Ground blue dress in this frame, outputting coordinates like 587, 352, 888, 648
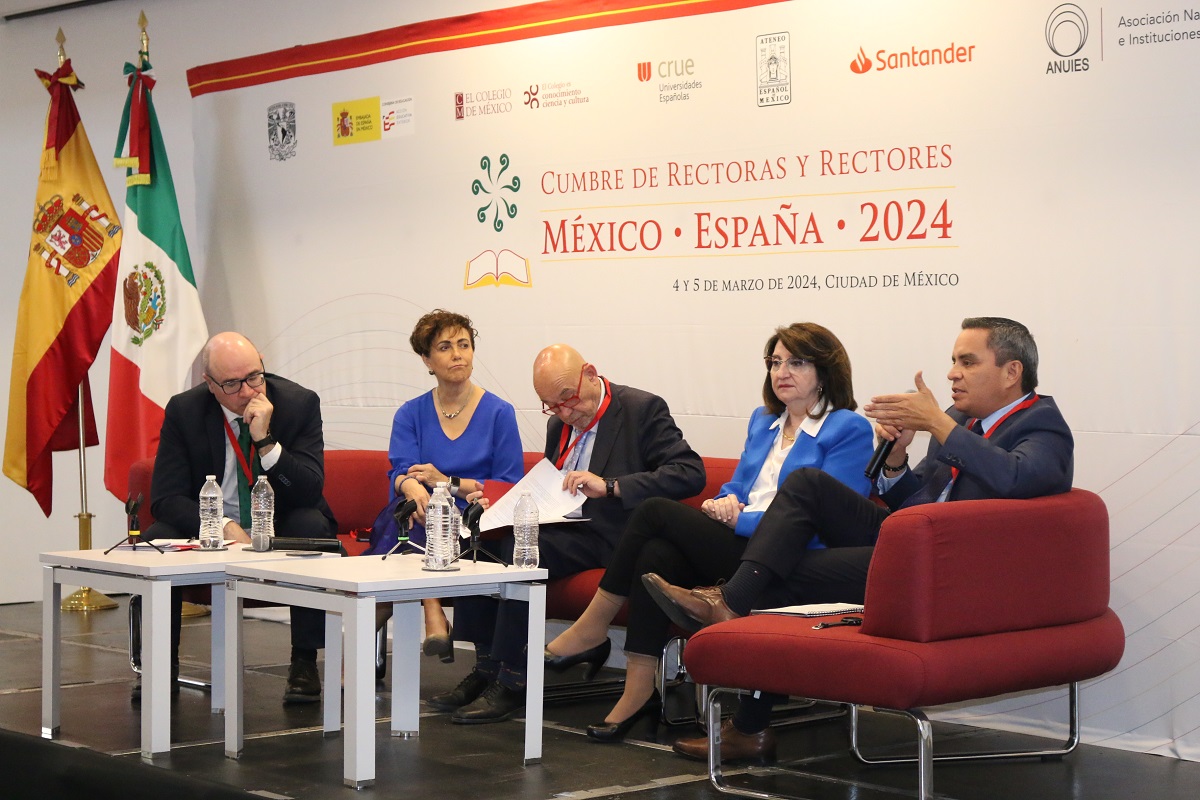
366, 390, 523, 553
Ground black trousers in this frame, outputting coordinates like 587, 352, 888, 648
146, 507, 337, 661
454, 520, 617, 668
741, 467, 887, 607
733, 467, 893, 732
599, 497, 747, 656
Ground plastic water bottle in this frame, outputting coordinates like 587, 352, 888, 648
250, 475, 275, 552
199, 475, 224, 550
424, 482, 456, 570
513, 492, 539, 569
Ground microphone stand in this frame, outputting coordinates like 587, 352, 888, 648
450, 501, 505, 566
104, 494, 164, 554
382, 499, 422, 560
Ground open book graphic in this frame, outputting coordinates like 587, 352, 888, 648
465, 248, 532, 288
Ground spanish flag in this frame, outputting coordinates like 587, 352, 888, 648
3, 61, 120, 516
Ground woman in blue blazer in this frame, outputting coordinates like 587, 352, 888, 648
544, 322, 874, 741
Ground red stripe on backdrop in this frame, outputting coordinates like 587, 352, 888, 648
21, 257, 116, 515
188, 0, 786, 96
102, 349, 167, 503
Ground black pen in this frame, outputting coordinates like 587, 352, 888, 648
812, 616, 863, 630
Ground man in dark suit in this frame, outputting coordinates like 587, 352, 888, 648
438, 344, 705, 723
648, 317, 1074, 762
143, 331, 337, 704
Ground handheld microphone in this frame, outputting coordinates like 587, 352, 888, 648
864, 438, 896, 481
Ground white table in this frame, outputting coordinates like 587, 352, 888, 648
40, 545, 334, 759
223, 553, 547, 789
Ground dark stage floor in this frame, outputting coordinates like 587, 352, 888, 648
1, 597, 1195, 800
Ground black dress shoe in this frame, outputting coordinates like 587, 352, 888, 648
451, 681, 525, 724
130, 666, 180, 704
544, 638, 612, 681
427, 668, 490, 711
585, 692, 661, 742
283, 658, 322, 704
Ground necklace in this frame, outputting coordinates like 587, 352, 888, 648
437, 386, 471, 419
782, 430, 795, 443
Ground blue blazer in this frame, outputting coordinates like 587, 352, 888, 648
718, 407, 874, 538
882, 394, 1073, 510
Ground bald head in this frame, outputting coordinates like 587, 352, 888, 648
202, 332, 265, 415
533, 344, 602, 428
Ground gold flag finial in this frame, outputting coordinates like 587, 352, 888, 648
55, 28, 66, 66
138, 11, 149, 63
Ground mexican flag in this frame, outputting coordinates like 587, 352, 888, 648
103, 56, 208, 502
4, 61, 120, 517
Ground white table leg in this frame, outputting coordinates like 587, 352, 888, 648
344, 595, 376, 788
210, 582, 225, 713
323, 608, 342, 736
522, 582, 546, 765
392, 600, 421, 737
40, 566, 61, 739
224, 579, 244, 759
142, 580, 172, 758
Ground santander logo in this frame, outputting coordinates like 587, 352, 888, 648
849, 42, 975, 74
850, 47, 873, 74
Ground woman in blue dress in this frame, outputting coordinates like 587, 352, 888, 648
543, 322, 874, 740
370, 309, 524, 658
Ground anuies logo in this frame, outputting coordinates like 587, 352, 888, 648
1046, 3, 1090, 74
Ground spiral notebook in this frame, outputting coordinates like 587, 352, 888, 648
750, 602, 864, 618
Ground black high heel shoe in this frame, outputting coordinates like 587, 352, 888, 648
585, 692, 662, 742
544, 638, 612, 681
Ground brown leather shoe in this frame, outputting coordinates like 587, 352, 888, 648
673, 719, 777, 764
642, 573, 741, 633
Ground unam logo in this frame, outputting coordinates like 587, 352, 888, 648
1045, 3, 1089, 74
850, 47, 873, 74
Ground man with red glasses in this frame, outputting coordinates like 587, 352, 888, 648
440, 343, 705, 723
139, 331, 338, 706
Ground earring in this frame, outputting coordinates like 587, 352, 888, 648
428, 370, 435, 375
818, 386, 824, 395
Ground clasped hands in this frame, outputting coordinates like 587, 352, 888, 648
701, 495, 743, 529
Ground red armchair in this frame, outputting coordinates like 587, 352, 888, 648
683, 489, 1125, 800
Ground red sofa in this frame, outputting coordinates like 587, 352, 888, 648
683, 489, 1125, 800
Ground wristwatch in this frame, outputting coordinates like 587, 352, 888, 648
449, 476, 462, 497
252, 431, 276, 449
605, 477, 617, 498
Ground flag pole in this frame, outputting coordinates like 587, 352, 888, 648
54, 27, 115, 612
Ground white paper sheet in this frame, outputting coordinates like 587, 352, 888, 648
479, 457, 588, 531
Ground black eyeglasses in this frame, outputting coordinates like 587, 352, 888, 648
208, 366, 267, 395
764, 357, 812, 373
540, 368, 587, 415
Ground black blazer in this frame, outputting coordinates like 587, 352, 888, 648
882, 394, 1074, 510
149, 374, 335, 537
543, 381, 705, 547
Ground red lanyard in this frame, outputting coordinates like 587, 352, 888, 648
554, 378, 613, 469
222, 417, 257, 486
952, 394, 1039, 480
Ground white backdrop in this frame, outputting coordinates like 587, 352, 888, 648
185, 0, 1200, 759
